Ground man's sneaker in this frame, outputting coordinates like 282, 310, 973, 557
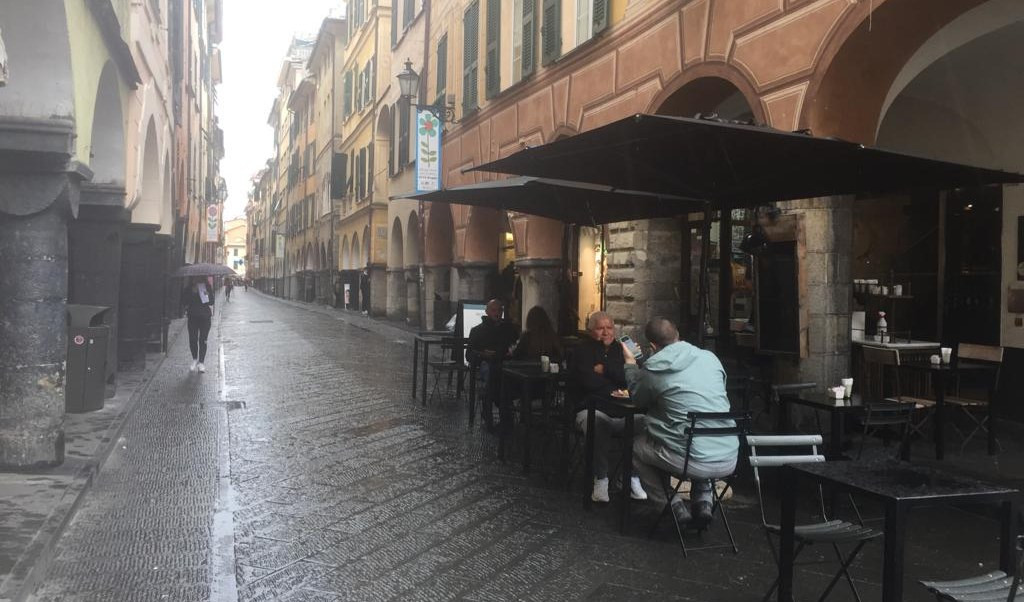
629, 476, 648, 500
190, 360, 198, 372
197, 362, 206, 373
692, 501, 714, 528
671, 499, 692, 525
591, 477, 610, 503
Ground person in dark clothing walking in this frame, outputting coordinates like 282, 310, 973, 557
224, 278, 234, 302
181, 277, 214, 373
468, 299, 520, 430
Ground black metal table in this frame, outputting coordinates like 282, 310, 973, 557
498, 363, 563, 471
581, 395, 645, 533
410, 331, 454, 405
901, 361, 996, 460
778, 460, 1018, 601
778, 392, 908, 460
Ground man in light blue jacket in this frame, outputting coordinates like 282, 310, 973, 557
623, 317, 737, 527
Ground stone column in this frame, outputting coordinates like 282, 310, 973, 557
405, 267, 420, 327
607, 218, 682, 339
68, 186, 129, 396
775, 197, 853, 428
149, 234, 171, 352
516, 258, 562, 327
386, 267, 407, 320
456, 261, 496, 301
424, 265, 452, 330
0, 117, 85, 469
369, 264, 387, 316
118, 223, 159, 371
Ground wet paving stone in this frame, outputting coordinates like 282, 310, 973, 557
29, 291, 1011, 601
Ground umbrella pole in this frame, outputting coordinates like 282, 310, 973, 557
697, 207, 712, 348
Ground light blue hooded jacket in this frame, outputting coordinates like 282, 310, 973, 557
625, 340, 737, 463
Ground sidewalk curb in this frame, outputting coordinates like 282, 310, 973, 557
0, 322, 187, 602
250, 290, 420, 344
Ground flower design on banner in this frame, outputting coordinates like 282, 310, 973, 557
418, 112, 439, 167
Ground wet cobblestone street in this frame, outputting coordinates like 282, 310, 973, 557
29, 291, 1012, 601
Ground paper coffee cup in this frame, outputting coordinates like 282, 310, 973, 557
841, 378, 853, 398
540, 355, 550, 371
940, 347, 952, 364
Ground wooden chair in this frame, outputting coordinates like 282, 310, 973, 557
948, 343, 1004, 454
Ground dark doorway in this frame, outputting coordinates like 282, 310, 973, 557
943, 186, 1002, 346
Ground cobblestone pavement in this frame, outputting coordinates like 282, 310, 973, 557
30, 291, 1013, 601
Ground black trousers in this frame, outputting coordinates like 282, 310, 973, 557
187, 314, 211, 362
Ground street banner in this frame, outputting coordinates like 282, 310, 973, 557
206, 204, 220, 242
415, 109, 441, 193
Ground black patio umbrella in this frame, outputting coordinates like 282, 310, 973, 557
171, 263, 238, 278
393, 176, 706, 225
469, 113, 1024, 201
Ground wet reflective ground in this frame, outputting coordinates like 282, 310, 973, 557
30, 291, 1009, 601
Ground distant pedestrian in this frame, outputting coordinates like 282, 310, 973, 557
244, 278, 248, 292
181, 277, 214, 373
225, 278, 234, 302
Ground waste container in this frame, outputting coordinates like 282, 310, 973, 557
66, 304, 111, 413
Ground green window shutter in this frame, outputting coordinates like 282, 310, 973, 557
521, 0, 536, 78
436, 34, 448, 103
541, 0, 560, 65
391, 1, 398, 46
485, 0, 500, 99
403, 0, 414, 28
343, 71, 352, 117
593, 0, 609, 35
462, 1, 479, 112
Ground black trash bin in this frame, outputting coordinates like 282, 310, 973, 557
66, 304, 111, 413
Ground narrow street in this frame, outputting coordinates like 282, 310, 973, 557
29, 291, 1003, 601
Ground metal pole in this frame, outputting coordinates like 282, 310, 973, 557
697, 207, 712, 348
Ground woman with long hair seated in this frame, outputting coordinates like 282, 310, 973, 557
513, 306, 562, 363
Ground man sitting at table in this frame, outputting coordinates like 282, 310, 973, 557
468, 299, 519, 429
623, 316, 737, 527
571, 311, 645, 503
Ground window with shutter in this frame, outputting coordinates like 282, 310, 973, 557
521, 0, 536, 79
462, 1, 479, 112
389, 103, 397, 176
576, 0, 591, 46
367, 144, 374, 196
355, 68, 363, 111
390, 0, 397, 46
593, 0, 609, 36
403, 0, 414, 29
541, 0, 560, 65
485, 0, 500, 98
436, 35, 448, 105
343, 71, 352, 117
398, 101, 410, 167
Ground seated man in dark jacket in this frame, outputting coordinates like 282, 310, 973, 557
468, 299, 519, 429
570, 311, 644, 503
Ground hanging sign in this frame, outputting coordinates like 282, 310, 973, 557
206, 204, 220, 242
415, 109, 441, 193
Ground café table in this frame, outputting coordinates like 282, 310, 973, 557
410, 331, 460, 405
900, 360, 997, 460
582, 394, 646, 533
778, 459, 1018, 602
777, 392, 909, 460
498, 362, 564, 471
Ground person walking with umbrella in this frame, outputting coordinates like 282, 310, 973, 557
225, 278, 234, 302
181, 276, 215, 373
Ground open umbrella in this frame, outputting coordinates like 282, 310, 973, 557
171, 263, 237, 278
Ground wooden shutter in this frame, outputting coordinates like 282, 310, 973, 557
391, 0, 398, 46
521, 0, 536, 78
367, 144, 374, 195
398, 102, 410, 166
436, 34, 448, 103
343, 71, 352, 117
593, 0, 609, 35
485, 0, 500, 98
541, 0, 560, 65
403, 0, 414, 28
462, 1, 479, 112
388, 104, 396, 176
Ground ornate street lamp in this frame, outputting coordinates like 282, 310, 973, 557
397, 59, 457, 124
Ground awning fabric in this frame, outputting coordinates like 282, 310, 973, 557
469, 114, 1024, 204
393, 176, 705, 225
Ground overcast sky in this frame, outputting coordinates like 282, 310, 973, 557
219, 0, 342, 220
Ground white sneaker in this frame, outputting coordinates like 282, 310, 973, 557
591, 477, 610, 503
190, 360, 198, 372
630, 476, 648, 501
197, 362, 206, 373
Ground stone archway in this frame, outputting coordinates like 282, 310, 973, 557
387, 217, 406, 320
341, 235, 350, 269
134, 117, 161, 227
424, 203, 455, 329
405, 212, 421, 325
90, 62, 127, 185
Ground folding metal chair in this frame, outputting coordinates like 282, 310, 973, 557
647, 411, 751, 557
748, 434, 882, 602
862, 345, 934, 439
857, 402, 915, 461
427, 337, 468, 405
948, 343, 1004, 454
920, 535, 1024, 601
